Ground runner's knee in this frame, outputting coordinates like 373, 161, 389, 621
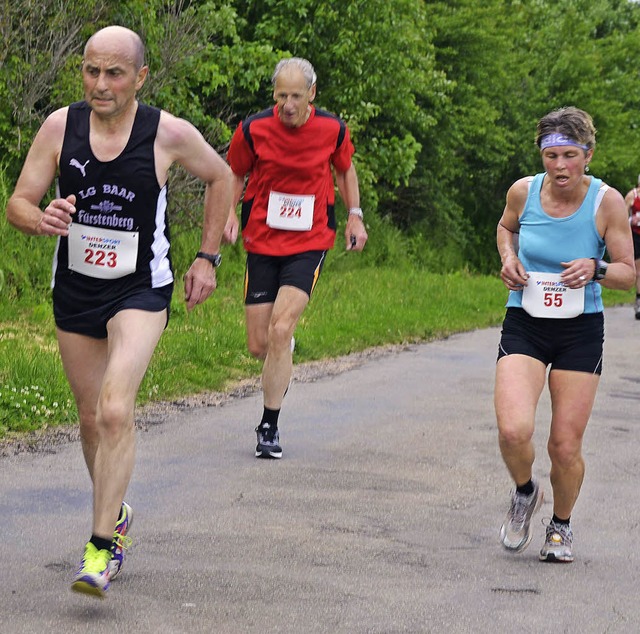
548, 436, 582, 469
268, 319, 294, 351
97, 395, 133, 437
247, 332, 267, 359
498, 419, 534, 447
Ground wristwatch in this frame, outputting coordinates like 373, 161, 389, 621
348, 207, 364, 219
196, 251, 222, 267
591, 258, 607, 280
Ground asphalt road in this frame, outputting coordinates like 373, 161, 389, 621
1, 306, 639, 634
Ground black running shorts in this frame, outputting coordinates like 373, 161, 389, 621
633, 231, 640, 260
497, 307, 604, 374
54, 283, 173, 339
244, 251, 327, 305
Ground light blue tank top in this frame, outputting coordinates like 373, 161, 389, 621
506, 173, 606, 314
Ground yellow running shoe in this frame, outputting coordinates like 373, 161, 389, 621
71, 542, 112, 598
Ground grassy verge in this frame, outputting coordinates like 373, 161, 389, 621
0, 254, 633, 438
1, 171, 634, 438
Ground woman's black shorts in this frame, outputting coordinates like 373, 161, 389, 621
497, 307, 604, 374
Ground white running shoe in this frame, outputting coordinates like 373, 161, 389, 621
499, 481, 543, 552
539, 519, 574, 563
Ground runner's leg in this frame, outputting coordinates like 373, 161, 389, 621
91, 308, 166, 539
246, 302, 273, 360
261, 285, 308, 410
547, 369, 599, 519
495, 354, 546, 484
57, 331, 108, 480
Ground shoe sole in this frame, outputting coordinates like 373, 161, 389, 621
71, 579, 108, 599
255, 449, 283, 459
539, 540, 574, 563
539, 552, 574, 563
499, 488, 544, 552
121, 502, 133, 530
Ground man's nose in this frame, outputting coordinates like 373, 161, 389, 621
95, 71, 109, 90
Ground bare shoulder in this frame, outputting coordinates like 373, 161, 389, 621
154, 110, 228, 181
18, 106, 69, 175
33, 106, 69, 147
600, 183, 627, 216
508, 176, 533, 194
156, 110, 204, 151
505, 176, 532, 210
44, 106, 69, 127
594, 183, 630, 240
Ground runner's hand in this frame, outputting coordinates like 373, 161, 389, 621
38, 195, 76, 236
223, 210, 239, 244
184, 258, 217, 311
346, 217, 368, 251
500, 254, 528, 289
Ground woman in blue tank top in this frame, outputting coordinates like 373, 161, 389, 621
493, 107, 634, 563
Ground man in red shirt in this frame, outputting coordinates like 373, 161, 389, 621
624, 176, 640, 318
225, 57, 368, 458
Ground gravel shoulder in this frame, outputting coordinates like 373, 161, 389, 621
0, 344, 409, 458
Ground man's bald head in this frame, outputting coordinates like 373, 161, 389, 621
84, 26, 145, 70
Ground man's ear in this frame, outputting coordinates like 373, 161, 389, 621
136, 65, 149, 91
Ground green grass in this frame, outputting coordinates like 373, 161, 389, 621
0, 255, 633, 439
0, 318, 76, 435
0, 170, 634, 438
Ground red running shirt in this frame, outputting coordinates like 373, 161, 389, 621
227, 105, 355, 255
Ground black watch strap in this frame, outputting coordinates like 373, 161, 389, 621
591, 257, 607, 280
196, 251, 222, 267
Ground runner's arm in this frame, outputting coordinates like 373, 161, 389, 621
497, 179, 528, 288
6, 108, 74, 236
223, 172, 245, 245
157, 112, 234, 309
595, 188, 635, 290
335, 163, 367, 251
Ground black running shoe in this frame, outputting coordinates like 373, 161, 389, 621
255, 423, 283, 459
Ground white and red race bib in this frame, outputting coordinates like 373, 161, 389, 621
67, 223, 138, 279
266, 191, 314, 231
521, 272, 584, 319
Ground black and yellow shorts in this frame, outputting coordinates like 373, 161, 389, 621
244, 251, 327, 305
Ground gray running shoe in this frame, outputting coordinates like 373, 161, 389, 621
499, 481, 543, 552
635, 297, 640, 320
539, 519, 574, 563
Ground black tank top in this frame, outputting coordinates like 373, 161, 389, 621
54, 101, 173, 301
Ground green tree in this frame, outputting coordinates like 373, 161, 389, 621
412, 0, 640, 271
228, 0, 445, 214
500, 0, 640, 195
0, 0, 109, 178
4, 0, 640, 280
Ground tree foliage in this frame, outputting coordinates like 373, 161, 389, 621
2, 0, 640, 274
